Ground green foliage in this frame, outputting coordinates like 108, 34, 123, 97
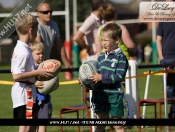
76, 0, 91, 22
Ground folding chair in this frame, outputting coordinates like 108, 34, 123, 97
138, 68, 175, 132
59, 88, 92, 132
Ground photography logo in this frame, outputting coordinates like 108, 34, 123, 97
0, 0, 45, 45
139, 2, 175, 22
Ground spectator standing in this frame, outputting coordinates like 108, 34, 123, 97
144, 44, 152, 63
156, 0, 175, 118
157, 10, 175, 118
73, 0, 106, 61
136, 44, 143, 64
36, 2, 72, 132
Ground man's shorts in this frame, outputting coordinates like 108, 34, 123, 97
13, 103, 37, 119
91, 91, 124, 117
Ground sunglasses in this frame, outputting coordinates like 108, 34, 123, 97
38, 10, 52, 14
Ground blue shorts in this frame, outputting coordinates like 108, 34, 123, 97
37, 99, 52, 119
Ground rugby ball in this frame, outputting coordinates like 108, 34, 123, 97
38, 59, 61, 81
79, 60, 99, 90
38, 76, 59, 95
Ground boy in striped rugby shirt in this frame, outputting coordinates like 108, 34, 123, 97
89, 23, 128, 132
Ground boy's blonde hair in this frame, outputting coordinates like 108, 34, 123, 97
29, 40, 44, 52
100, 23, 122, 40
15, 13, 38, 35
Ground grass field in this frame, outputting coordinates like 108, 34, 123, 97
0, 64, 174, 132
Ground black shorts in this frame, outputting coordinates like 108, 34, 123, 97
13, 103, 37, 119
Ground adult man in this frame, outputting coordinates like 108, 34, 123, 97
157, 20, 175, 118
36, 2, 72, 132
36, 2, 71, 66
73, 0, 106, 61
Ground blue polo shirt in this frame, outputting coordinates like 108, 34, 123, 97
157, 22, 175, 59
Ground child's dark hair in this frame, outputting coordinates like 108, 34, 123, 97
91, 0, 105, 11
100, 22, 122, 40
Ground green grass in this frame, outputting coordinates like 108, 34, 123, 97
0, 65, 174, 131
